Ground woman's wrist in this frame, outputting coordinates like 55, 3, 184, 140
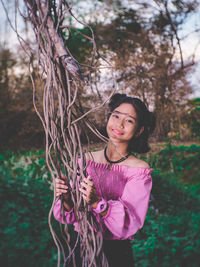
63, 198, 74, 212
91, 198, 101, 209
91, 198, 108, 216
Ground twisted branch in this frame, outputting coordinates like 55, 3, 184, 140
0, 0, 117, 266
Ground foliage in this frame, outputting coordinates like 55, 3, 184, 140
154, 143, 200, 185
134, 204, 200, 267
0, 46, 44, 151
0, 144, 200, 266
133, 144, 200, 267
183, 98, 200, 139
65, 27, 94, 63
0, 150, 57, 267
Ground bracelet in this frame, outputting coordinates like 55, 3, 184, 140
93, 198, 107, 214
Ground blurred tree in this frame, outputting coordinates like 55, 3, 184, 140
0, 45, 44, 150
181, 97, 200, 139
0, 45, 16, 112
90, 0, 199, 139
0, 0, 199, 149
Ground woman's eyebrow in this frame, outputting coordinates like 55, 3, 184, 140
113, 110, 136, 120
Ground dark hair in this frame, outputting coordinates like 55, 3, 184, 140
108, 93, 156, 153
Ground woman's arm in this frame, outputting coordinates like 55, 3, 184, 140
100, 170, 153, 239
55, 177, 73, 211
53, 176, 75, 224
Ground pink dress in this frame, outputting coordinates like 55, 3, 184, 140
53, 160, 153, 240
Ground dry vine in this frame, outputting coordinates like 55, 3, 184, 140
1, 0, 117, 266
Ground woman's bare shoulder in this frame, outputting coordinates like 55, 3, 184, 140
126, 156, 150, 169
85, 149, 104, 162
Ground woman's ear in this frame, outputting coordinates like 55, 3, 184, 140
136, 126, 144, 137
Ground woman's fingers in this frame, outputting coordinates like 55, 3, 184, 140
79, 182, 90, 203
57, 184, 68, 190
80, 181, 94, 194
79, 187, 87, 195
79, 176, 98, 204
81, 177, 93, 187
55, 177, 67, 185
79, 188, 90, 202
55, 178, 69, 197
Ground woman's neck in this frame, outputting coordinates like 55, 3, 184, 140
106, 141, 129, 161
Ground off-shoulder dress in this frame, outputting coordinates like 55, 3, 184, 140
53, 159, 153, 266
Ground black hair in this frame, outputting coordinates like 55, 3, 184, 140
108, 93, 156, 153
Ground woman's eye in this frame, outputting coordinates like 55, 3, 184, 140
112, 114, 119, 118
126, 120, 133, 124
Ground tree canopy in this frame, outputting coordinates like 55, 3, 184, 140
0, 0, 199, 150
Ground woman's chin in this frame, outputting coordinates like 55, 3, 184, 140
108, 136, 128, 145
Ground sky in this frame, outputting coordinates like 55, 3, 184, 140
178, 8, 200, 96
0, 0, 199, 97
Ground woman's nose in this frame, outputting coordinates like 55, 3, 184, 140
116, 118, 124, 128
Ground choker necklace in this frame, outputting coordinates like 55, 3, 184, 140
104, 147, 131, 164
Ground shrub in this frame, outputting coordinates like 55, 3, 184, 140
133, 154, 200, 267
0, 145, 200, 266
0, 150, 57, 267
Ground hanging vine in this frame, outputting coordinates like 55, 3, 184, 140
1, 0, 117, 266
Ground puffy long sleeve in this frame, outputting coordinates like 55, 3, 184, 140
53, 199, 76, 224
100, 169, 152, 240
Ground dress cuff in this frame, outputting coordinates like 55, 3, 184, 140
101, 201, 111, 219
64, 207, 74, 214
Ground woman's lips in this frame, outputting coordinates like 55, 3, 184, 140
112, 129, 123, 135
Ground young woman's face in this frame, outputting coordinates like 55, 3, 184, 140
106, 103, 138, 144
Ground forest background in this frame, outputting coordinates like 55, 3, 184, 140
0, 0, 200, 266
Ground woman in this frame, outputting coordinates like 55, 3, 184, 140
53, 93, 156, 266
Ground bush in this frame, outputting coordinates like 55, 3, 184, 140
134, 207, 200, 267
0, 150, 57, 267
0, 145, 200, 266
133, 145, 200, 267
148, 144, 200, 185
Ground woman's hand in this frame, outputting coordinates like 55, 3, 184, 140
55, 178, 69, 198
55, 175, 73, 211
79, 176, 100, 206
